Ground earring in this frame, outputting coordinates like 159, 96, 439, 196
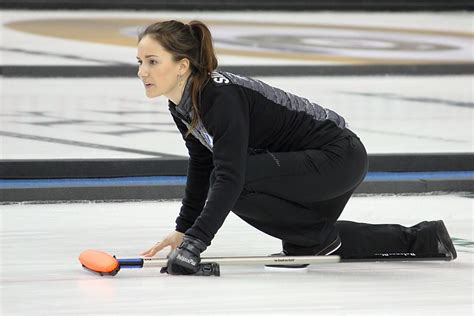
177, 73, 183, 88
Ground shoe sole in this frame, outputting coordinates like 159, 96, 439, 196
265, 236, 342, 271
264, 265, 310, 272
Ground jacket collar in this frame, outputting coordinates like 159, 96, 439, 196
173, 76, 193, 119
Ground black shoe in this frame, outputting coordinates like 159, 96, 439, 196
265, 235, 342, 270
434, 220, 457, 260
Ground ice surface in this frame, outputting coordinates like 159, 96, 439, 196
1, 195, 472, 315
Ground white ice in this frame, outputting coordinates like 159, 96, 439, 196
1, 194, 473, 315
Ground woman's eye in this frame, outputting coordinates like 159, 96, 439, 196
149, 60, 157, 65
137, 60, 142, 65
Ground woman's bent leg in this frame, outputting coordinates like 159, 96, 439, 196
232, 187, 356, 255
334, 220, 457, 259
223, 134, 367, 254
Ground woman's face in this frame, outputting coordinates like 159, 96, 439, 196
136, 35, 183, 99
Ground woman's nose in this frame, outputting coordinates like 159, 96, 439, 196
138, 66, 148, 78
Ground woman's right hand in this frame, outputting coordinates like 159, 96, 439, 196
140, 231, 185, 257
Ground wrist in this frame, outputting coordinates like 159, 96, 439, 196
181, 235, 207, 253
175, 216, 193, 234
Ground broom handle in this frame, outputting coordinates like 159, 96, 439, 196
117, 255, 341, 268
118, 252, 450, 269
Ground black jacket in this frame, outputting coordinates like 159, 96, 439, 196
168, 71, 350, 246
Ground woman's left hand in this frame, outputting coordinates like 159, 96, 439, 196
166, 235, 207, 275
140, 230, 184, 257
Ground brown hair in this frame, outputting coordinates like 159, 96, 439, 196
138, 20, 218, 136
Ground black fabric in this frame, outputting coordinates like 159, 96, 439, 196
225, 134, 439, 258
169, 74, 352, 245
171, 115, 213, 233
333, 220, 440, 259
230, 132, 367, 254
166, 235, 207, 275
169, 72, 451, 252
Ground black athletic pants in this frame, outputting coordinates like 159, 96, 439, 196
221, 131, 439, 258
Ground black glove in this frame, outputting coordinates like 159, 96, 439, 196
162, 235, 220, 276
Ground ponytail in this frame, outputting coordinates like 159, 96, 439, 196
188, 21, 218, 137
138, 20, 218, 137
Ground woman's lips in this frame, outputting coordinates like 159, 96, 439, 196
144, 83, 154, 89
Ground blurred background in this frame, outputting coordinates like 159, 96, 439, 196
0, 1, 473, 200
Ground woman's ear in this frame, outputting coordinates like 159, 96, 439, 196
179, 58, 190, 74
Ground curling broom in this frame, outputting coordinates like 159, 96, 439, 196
78, 249, 341, 277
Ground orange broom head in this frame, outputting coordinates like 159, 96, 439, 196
79, 249, 119, 274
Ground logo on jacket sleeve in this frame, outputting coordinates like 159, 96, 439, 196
211, 72, 230, 84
